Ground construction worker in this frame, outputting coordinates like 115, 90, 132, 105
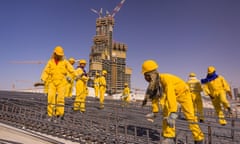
65, 57, 76, 98
121, 83, 130, 107
73, 59, 89, 113
187, 72, 204, 123
99, 70, 107, 109
201, 66, 233, 126
141, 60, 204, 144
93, 72, 100, 99
41, 46, 76, 120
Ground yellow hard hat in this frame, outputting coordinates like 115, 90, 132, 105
208, 66, 215, 74
54, 46, 64, 56
189, 72, 196, 77
79, 59, 87, 64
124, 83, 128, 86
141, 60, 158, 74
95, 72, 99, 76
68, 57, 75, 63
102, 70, 107, 75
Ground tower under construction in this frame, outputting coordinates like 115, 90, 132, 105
88, 0, 131, 95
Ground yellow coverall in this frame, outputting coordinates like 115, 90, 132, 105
159, 73, 204, 141
65, 69, 75, 98
187, 77, 204, 121
202, 75, 231, 125
99, 75, 106, 109
93, 75, 100, 99
41, 58, 75, 117
74, 67, 88, 112
121, 86, 130, 106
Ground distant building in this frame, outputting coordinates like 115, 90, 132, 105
88, 15, 132, 95
233, 87, 239, 100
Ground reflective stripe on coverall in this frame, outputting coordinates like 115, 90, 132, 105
99, 75, 106, 108
41, 58, 76, 117
74, 68, 88, 112
187, 77, 204, 121
160, 73, 204, 141
202, 75, 231, 125
94, 76, 100, 98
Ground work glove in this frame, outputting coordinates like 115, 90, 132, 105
166, 112, 178, 128
142, 98, 147, 107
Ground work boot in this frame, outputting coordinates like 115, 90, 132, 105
194, 140, 203, 144
161, 138, 175, 144
99, 104, 104, 109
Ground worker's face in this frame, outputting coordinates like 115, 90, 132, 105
144, 73, 152, 82
54, 53, 63, 60
80, 63, 86, 67
70, 61, 75, 65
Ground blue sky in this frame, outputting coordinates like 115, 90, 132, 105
0, 0, 240, 90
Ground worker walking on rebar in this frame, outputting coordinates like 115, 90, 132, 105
73, 59, 89, 113
41, 46, 76, 120
201, 66, 233, 126
141, 60, 204, 144
99, 70, 107, 109
187, 72, 205, 123
65, 57, 76, 98
93, 72, 100, 100
121, 83, 130, 107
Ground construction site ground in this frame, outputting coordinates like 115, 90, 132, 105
0, 90, 240, 144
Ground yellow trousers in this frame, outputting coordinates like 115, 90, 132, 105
74, 80, 87, 112
191, 92, 204, 120
99, 86, 106, 108
121, 96, 130, 107
162, 91, 204, 141
47, 81, 65, 117
211, 90, 230, 125
94, 86, 99, 98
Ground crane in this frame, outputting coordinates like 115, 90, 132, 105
111, 0, 126, 18
9, 59, 82, 65
9, 60, 46, 64
91, 0, 126, 18
90, 8, 103, 18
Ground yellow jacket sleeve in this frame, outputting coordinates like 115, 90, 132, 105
40, 60, 51, 82
202, 84, 210, 96
219, 75, 231, 92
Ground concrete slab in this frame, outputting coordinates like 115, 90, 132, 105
0, 123, 79, 144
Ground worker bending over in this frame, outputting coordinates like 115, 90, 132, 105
142, 60, 204, 144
